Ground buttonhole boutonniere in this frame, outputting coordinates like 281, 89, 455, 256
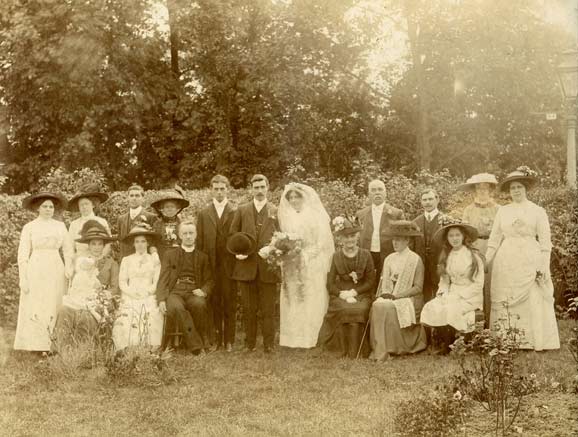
349, 271, 359, 284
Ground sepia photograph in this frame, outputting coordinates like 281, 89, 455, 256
0, 0, 577, 435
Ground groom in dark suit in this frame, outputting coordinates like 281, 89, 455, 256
229, 174, 280, 353
196, 175, 237, 352
116, 184, 158, 259
356, 179, 405, 288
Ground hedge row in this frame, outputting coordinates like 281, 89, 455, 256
1, 173, 576, 324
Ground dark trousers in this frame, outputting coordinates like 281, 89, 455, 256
433, 325, 456, 354
166, 286, 209, 351
371, 251, 383, 292
239, 279, 277, 349
211, 263, 237, 346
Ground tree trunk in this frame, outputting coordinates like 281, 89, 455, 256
167, 0, 180, 78
404, 0, 431, 170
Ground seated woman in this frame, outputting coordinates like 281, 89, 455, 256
317, 217, 375, 358
420, 216, 484, 354
369, 221, 427, 361
113, 222, 163, 350
55, 220, 118, 348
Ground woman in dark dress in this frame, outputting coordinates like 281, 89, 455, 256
55, 220, 118, 348
151, 188, 190, 260
318, 217, 375, 358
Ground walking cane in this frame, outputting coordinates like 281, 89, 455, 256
356, 275, 383, 359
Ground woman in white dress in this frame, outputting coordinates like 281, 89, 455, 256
485, 168, 560, 351
67, 184, 111, 258
277, 183, 334, 348
15, 192, 73, 352
113, 223, 163, 349
420, 216, 484, 354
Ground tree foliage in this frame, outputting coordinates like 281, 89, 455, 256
0, 0, 574, 192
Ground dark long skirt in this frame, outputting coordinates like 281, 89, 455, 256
54, 307, 98, 349
369, 300, 426, 360
317, 296, 371, 358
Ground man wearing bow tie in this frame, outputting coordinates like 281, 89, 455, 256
116, 185, 159, 259
196, 175, 237, 352
229, 174, 280, 353
356, 179, 405, 290
412, 189, 443, 303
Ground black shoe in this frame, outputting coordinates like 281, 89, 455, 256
264, 346, 273, 354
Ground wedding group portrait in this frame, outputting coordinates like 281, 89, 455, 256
0, 0, 577, 436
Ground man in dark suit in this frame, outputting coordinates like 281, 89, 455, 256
356, 179, 405, 288
229, 174, 280, 353
157, 221, 214, 353
196, 175, 237, 352
116, 184, 158, 259
412, 188, 442, 303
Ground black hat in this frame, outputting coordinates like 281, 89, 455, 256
122, 220, 160, 243
332, 217, 360, 236
433, 215, 478, 244
76, 220, 116, 243
150, 188, 190, 215
227, 232, 257, 256
383, 220, 422, 238
22, 192, 67, 212
68, 183, 109, 212
498, 167, 539, 192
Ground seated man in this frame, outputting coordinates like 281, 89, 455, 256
156, 221, 214, 354
369, 220, 427, 361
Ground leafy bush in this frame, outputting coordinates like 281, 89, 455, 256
394, 384, 468, 437
451, 314, 540, 436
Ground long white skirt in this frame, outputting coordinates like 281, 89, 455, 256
113, 296, 163, 349
279, 256, 328, 348
14, 250, 66, 351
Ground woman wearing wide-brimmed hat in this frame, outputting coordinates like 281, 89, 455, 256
458, 173, 500, 326
420, 215, 484, 354
317, 217, 375, 358
14, 192, 73, 352
485, 167, 559, 351
369, 221, 427, 361
112, 221, 163, 350
151, 187, 190, 260
54, 220, 118, 348
67, 183, 111, 258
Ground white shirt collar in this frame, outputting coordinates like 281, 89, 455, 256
426, 208, 439, 221
372, 202, 385, 212
253, 198, 267, 212
129, 206, 143, 219
181, 245, 195, 253
213, 198, 228, 209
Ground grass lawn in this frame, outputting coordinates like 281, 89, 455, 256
0, 320, 576, 437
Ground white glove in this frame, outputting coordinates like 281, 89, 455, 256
236, 254, 248, 260
346, 296, 357, 304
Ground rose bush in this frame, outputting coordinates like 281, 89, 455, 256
1, 168, 576, 324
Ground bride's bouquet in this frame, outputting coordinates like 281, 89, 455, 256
259, 232, 303, 266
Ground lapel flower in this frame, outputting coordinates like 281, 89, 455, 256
349, 271, 359, 284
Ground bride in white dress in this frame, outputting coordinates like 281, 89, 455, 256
278, 183, 334, 348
